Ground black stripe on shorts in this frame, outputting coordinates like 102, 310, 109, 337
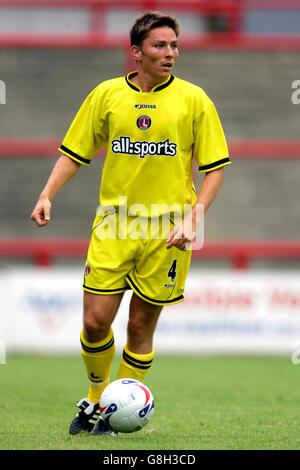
126, 274, 184, 305
83, 284, 130, 294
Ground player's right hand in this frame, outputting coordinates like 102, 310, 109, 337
30, 197, 52, 227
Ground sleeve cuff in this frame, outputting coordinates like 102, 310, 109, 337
59, 144, 91, 166
198, 157, 231, 173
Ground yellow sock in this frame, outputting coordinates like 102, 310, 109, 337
116, 344, 155, 382
80, 328, 115, 404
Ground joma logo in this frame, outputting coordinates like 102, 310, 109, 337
134, 104, 156, 109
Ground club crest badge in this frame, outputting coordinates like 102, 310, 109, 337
137, 115, 152, 130
84, 264, 91, 275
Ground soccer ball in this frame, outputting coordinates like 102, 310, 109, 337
99, 378, 154, 433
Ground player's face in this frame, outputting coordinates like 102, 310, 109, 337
137, 26, 179, 81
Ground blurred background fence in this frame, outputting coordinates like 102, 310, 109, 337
0, 0, 300, 356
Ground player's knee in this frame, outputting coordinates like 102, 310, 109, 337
83, 311, 110, 340
127, 317, 149, 345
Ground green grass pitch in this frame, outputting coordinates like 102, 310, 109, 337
1, 354, 300, 450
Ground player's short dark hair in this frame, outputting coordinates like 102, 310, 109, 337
130, 11, 180, 47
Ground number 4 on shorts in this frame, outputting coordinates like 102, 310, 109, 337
168, 259, 177, 282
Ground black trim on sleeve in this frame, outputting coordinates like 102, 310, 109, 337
59, 145, 91, 165
199, 157, 231, 172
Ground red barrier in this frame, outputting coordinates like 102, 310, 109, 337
0, 238, 89, 267
1, 238, 300, 269
1, 32, 300, 50
246, 0, 300, 9
0, 0, 298, 12
197, 240, 300, 269
0, 0, 242, 14
1, 0, 300, 50
1, 139, 300, 158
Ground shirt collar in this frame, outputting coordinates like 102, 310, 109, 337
125, 71, 175, 93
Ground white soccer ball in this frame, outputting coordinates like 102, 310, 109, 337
99, 378, 154, 433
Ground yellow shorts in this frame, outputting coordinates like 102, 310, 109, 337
82, 212, 191, 306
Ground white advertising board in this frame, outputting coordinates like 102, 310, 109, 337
1, 267, 300, 355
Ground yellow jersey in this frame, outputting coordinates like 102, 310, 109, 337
59, 71, 230, 215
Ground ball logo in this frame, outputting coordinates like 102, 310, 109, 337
121, 379, 137, 384
137, 115, 151, 130
105, 403, 118, 414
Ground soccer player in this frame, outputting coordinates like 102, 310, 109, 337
31, 11, 230, 436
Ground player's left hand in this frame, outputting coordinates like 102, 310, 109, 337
166, 204, 204, 251
166, 216, 196, 251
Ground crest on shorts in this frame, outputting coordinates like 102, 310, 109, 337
137, 115, 152, 130
84, 264, 91, 275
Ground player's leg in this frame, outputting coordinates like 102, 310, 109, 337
79, 212, 133, 405
116, 221, 192, 385
92, 294, 162, 436
81, 291, 124, 404
70, 212, 136, 435
116, 293, 162, 382
69, 291, 123, 435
